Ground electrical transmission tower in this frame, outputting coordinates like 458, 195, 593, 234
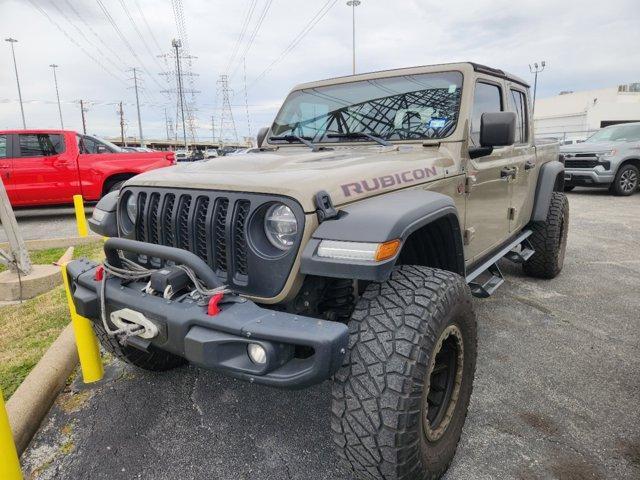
159, 39, 200, 149
217, 75, 238, 144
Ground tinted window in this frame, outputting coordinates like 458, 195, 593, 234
271, 71, 464, 143
471, 82, 503, 146
18, 134, 65, 157
0, 135, 6, 159
509, 89, 528, 144
79, 136, 99, 154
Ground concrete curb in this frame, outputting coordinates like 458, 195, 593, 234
0, 235, 100, 252
6, 324, 78, 454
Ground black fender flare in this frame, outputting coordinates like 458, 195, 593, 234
531, 160, 564, 222
300, 189, 464, 282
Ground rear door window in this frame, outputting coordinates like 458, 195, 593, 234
470, 82, 503, 146
509, 89, 529, 144
0, 135, 7, 158
18, 134, 65, 157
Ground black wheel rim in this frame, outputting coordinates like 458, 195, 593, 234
620, 168, 638, 193
423, 325, 464, 442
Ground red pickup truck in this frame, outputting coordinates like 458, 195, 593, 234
0, 129, 175, 207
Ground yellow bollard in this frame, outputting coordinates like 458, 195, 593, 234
61, 264, 104, 383
0, 389, 23, 480
73, 194, 89, 237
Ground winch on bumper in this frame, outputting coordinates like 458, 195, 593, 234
65, 240, 348, 389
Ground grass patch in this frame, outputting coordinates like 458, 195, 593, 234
0, 242, 104, 399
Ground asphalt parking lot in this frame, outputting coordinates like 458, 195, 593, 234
0, 207, 88, 243
21, 188, 640, 480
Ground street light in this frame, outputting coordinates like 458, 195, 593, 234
346, 0, 361, 75
5, 37, 26, 129
49, 64, 64, 129
529, 61, 546, 115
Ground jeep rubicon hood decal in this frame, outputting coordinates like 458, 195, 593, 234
126, 146, 455, 212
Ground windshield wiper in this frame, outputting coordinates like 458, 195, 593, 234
269, 135, 320, 151
327, 132, 391, 147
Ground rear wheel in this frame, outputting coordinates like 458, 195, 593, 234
524, 192, 569, 279
610, 164, 639, 196
331, 265, 477, 480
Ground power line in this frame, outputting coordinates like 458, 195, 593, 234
249, 0, 339, 89
134, 0, 165, 55
225, 0, 258, 74
27, 0, 128, 85
117, 0, 167, 73
228, 0, 275, 79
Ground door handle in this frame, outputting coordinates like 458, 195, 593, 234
524, 160, 536, 170
500, 167, 517, 179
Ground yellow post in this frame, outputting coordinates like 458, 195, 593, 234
0, 389, 23, 480
73, 194, 88, 237
61, 264, 104, 383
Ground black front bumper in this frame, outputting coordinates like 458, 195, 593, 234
66, 257, 348, 389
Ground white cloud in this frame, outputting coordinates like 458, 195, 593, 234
0, 0, 637, 140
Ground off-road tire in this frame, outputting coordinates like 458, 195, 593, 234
610, 164, 639, 196
523, 192, 569, 279
106, 180, 125, 195
93, 321, 187, 371
331, 265, 477, 480
563, 185, 575, 192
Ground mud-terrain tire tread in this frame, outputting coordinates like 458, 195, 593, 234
331, 265, 477, 480
93, 321, 187, 371
524, 192, 569, 279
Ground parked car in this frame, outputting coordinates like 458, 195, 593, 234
561, 122, 640, 195
188, 150, 205, 161
78, 62, 567, 480
0, 130, 175, 207
204, 148, 219, 158
122, 146, 156, 153
174, 149, 189, 161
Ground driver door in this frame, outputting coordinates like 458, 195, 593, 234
464, 80, 513, 262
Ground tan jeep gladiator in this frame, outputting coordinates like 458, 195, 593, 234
67, 62, 568, 479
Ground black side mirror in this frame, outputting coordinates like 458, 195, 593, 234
256, 126, 269, 148
480, 111, 516, 147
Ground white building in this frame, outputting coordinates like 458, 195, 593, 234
534, 82, 640, 142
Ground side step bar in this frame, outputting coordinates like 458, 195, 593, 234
466, 230, 533, 298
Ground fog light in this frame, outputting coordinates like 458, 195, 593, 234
247, 343, 267, 365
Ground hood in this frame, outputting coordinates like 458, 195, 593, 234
560, 141, 617, 154
126, 145, 456, 212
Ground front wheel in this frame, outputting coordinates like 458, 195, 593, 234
331, 266, 477, 480
610, 164, 639, 196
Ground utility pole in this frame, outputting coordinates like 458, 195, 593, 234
79, 100, 87, 134
173, 39, 188, 150
118, 102, 125, 145
211, 115, 215, 143
164, 107, 171, 141
129, 67, 145, 147
529, 61, 546, 115
346, 1, 361, 75
5, 37, 26, 129
49, 64, 64, 129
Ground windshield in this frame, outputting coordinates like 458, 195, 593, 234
270, 71, 463, 144
86, 135, 123, 152
586, 124, 640, 143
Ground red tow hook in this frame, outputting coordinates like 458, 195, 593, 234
207, 292, 224, 316
94, 265, 105, 281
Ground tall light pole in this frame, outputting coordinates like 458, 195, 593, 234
49, 64, 64, 129
5, 38, 26, 129
346, 0, 361, 75
172, 39, 188, 150
529, 61, 546, 115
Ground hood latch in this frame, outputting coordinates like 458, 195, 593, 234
315, 191, 338, 223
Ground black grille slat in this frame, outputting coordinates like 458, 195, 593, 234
147, 193, 160, 244
193, 196, 210, 264
162, 194, 176, 246
565, 159, 598, 169
177, 196, 192, 250
214, 198, 229, 272
233, 200, 250, 276
135, 192, 148, 241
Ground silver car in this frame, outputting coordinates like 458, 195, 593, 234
561, 122, 640, 195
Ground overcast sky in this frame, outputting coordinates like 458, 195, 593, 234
1, 0, 638, 142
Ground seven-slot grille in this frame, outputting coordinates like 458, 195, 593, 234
133, 190, 251, 283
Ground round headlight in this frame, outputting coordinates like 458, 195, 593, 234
264, 203, 297, 250
125, 193, 138, 223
